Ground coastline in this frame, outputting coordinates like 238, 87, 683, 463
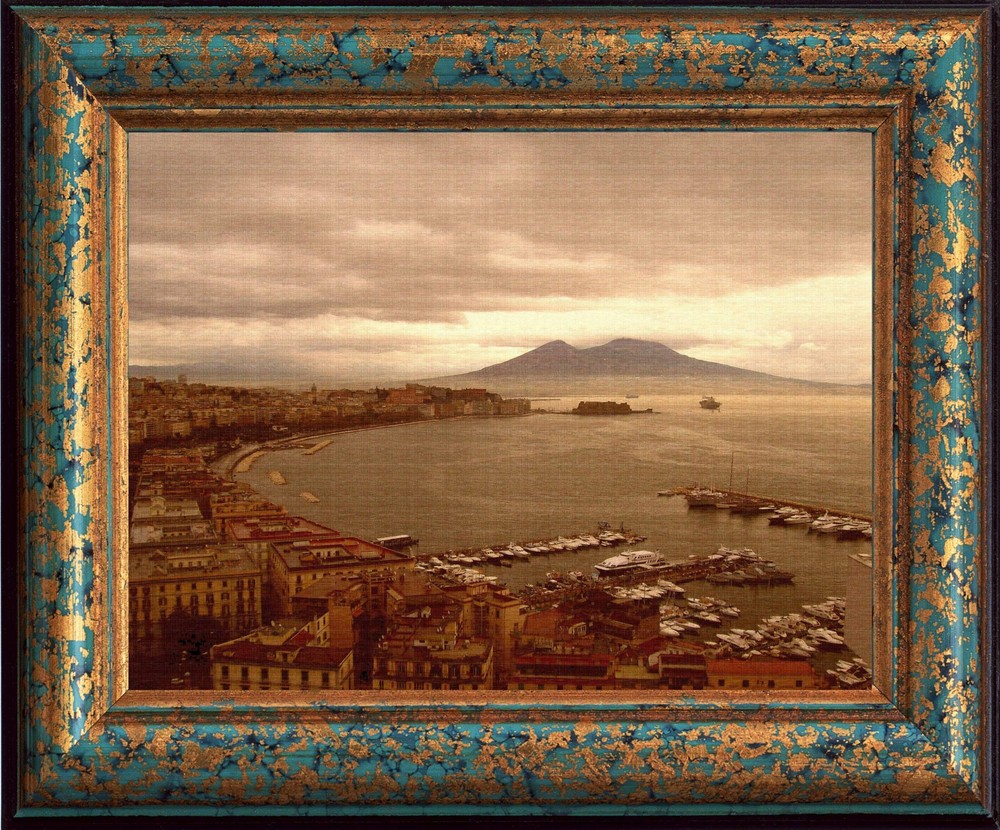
216, 412, 536, 480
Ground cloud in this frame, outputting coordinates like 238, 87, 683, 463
128, 132, 873, 383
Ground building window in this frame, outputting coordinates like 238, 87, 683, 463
717, 679, 725, 687
281, 669, 289, 683
742, 679, 750, 688
260, 668, 268, 681
768, 680, 775, 689
240, 667, 249, 680
221, 666, 229, 678
301, 670, 309, 684
795, 680, 803, 688
321, 672, 329, 688
220, 684, 229, 691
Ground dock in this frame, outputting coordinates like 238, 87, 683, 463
515, 547, 795, 608
667, 486, 872, 523
302, 438, 333, 456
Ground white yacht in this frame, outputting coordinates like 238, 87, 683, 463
593, 550, 665, 575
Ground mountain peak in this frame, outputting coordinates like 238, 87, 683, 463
596, 338, 675, 351
422, 336, 832, 389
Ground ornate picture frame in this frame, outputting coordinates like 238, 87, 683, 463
9, 3, 995, 819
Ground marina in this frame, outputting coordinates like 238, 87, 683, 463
236, 397, 874, 687
666, 485, 873, 524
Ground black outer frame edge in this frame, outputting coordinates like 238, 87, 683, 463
0, 0, 997, 828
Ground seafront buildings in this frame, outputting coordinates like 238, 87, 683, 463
128, 376, 867, 692
128, 376, 531, 449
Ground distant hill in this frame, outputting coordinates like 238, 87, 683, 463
426, 338, 801, 385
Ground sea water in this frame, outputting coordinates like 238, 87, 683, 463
238, 392, 873, 618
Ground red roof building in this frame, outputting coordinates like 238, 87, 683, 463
706, 658, 817, 690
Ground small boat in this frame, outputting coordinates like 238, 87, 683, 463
699, 396, 721, 410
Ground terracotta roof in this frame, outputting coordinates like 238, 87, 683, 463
224, 516, 340, 542
521, 609, 562, 637
272, 536, 413, 571
706, 659, 815, 676
212, 640, 352, 669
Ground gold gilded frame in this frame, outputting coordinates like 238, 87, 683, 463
13, 6, 991, 818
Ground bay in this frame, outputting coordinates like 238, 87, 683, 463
238, 392, 873, 616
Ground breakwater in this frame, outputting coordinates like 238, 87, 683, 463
666, 486, 872, 522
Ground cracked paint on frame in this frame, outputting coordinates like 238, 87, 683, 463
15, 6, 986, 815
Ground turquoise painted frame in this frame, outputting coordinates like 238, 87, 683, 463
13, 4, 993, 818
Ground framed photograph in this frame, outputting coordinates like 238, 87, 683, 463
8, 2, 995, 821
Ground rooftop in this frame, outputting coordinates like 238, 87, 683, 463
272, 536, 413, 571
706, 659, 815, 677
130, 543, 259, 581
212, 640, 352, 670
224, 515, 341, 543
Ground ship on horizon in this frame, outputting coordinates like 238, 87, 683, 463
699, 396, 722, 410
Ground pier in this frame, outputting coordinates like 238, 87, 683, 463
413, 527, 645, 567
514, 547, 794, 608
302, 438, 334, 456
665, 486, 872, 523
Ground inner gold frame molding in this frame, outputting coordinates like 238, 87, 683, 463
15, 7, 990, 817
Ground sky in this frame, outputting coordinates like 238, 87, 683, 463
129, 131, 873, 386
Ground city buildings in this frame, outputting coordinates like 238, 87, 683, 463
127, 376, 859, 693
210, 614, 354, 691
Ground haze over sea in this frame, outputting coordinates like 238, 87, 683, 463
238, 390, 872, 617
